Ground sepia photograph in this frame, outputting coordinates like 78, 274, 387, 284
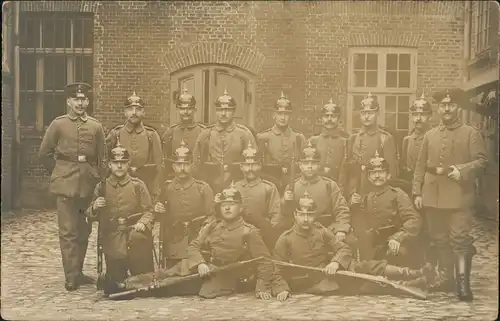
1, 1, 499, 320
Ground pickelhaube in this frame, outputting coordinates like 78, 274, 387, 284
359, 92, 379, 111
410, 92, 432, 114
365, 150, 389, 172
218, 182, 242, 203
110, 139, 130, 162
295, 190, 317, 214
322, 98, 341, 115
242, 141, 260, 164
275, 92, 292, 112
433, 88, 466, 105
64, 82, 91, 99
171, 139, 192, 163
215, 89, 236, 108
124, 91, 145, 108
176, 88, 196, 108
300, 141, 321, 162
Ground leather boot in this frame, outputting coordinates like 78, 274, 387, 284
429, 250, 455, 292
455, 253, 473, 301
383, 264, 426, 281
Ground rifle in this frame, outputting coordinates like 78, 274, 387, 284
108, 256, 264, 299
281, 140, 297, 230
270, 260, 427, 300
96, 177, 106, 290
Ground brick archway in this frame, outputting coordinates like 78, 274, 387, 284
162, 43, 266, 76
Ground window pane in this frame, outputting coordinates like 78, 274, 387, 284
386, 96, 397, 112
75, 55, 93, 84
83, 18, 93, 49
55, 18, 71, 48
399, 54, 411, 71
20, 92, 37, 125
397, 113, 409, 130
44, 56, 68, 90
354, 71, 365, 87
42, 18, 55, 48
354, 54, 365, 70
74, 18, 93, 49
366, 54, 378, 70
43, 93, 67, 125
386, 112, 396, 130
366, 71, 377, 87
386, 71, 398, 87
398, 96, 410, 112
399, 71, 410, 88
387, 53, 398, 70
21, 17, 40, 48
20, 53, 37, 90
352, 95, 365, 129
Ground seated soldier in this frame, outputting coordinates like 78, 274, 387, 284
272, 191, 432, 301
185, 184, 274, 299
87, 142, 155, 295
350, 151, 423, 268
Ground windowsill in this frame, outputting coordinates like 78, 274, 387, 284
21, 126, 47, 140
468, 48, 492, 68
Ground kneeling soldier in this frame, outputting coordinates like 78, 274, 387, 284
87, 143, 155, 295
350, 151, 423, 268
273, 192, 431, 300
186, 184, 274, 299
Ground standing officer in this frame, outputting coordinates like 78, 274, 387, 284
257, 92, 307, 194
106, 92, 163, 201
87, 143, 155, 295
38, 82, 106, 291
413, 88, 487, 301
154, 140, 214, 269
234, 141, 281, 250
308, 99, 349, 189
162, 89, 206, 181
193, 89, 256, 193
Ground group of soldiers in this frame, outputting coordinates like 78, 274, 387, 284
38, 81, 487, 303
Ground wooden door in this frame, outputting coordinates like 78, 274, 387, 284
169, 68, 204, 125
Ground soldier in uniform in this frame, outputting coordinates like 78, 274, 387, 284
87, 143, 155, 295
185, 184, 274, 299
193, 89, 256, 193
154, 140, 215, 269
106, 92, 163, 201
351, 151, 422, 267
38, 82, 106, 291
234, 141, 281, 250
272, 192, 431, 300
281, 142, 353, 248
308, 99, 349, 190
162, 89, 206, 181
257, 92, 307, 194
413, 88, 488, 301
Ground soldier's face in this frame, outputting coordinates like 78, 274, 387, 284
240, 163, 261, 181
109, 161, 130, 178
216, 107, 235, 124
411, 112, 431, 129
67, 97, 88, 116
360, 110, 378, 127
299, 161, 320, 178
178, 106, 195, 122
438, 103, 459, 123
294, 211, 316, 230
219, 202, 242, 222
172, 162, 192, 178
273, 111, 291, 127
322, 114, 339, 129
125, 105, 145, 124
368, 169, 390, 186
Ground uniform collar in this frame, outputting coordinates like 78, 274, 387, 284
360, 126, 379, 136
299, 175, 321, 185
412, 125, 430, 139
321, 128, 340, 138
373, 185, 390, 196
108, 174, 131, 187
438, 120, 462, 131
221, 217, 244, 230
125, 121, 145, 133
292, 223, 314, 237
67, 111, 88, 122
240, 177, 262, 188
215, 121, 236, 132
272, 125, 291, 137
179, 121, 197, 130
173, 176, 195, 190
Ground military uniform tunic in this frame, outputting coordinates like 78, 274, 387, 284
187, 218, 274, 298
308, 129, 348, 184
401, 126, 431, 183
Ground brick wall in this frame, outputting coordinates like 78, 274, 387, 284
2, 77, 13, 212
17, 0, 466, 207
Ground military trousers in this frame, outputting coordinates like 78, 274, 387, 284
56, 196, 92, 283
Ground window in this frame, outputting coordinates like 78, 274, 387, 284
19, 13, 93, 131
474, 1, 491, 55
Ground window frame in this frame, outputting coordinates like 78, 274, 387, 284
474, 1, 492, 56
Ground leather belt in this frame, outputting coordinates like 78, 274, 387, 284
56, 154, 94, 164
426, 166, 451, 175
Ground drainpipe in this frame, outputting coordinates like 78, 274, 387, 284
463, 1, 472, 122
12, 1, 21, 208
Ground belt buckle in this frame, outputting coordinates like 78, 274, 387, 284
281, 167, 288, 174
78, 155, 87, 163
435, 167, 445, 175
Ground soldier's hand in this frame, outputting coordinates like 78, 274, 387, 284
256, 291, 272, 300
154, 202, 166, 213
284, 190, 294, 201
134, 222, 146, 232
335, 231, 346, 243
350, 193, 362, 205
93, 197, 106, 210
414, 196, 423, 210
447, 165, 461, 181
198, 263, 211, 277
276, 291, 290, 301
324, 261, 340, 275
388, 239, 401, 255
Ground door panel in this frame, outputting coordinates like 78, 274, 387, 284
169, 69, 204, 124
210, 68, 249, 125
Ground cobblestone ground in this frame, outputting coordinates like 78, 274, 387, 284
1, 209, 498, 321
